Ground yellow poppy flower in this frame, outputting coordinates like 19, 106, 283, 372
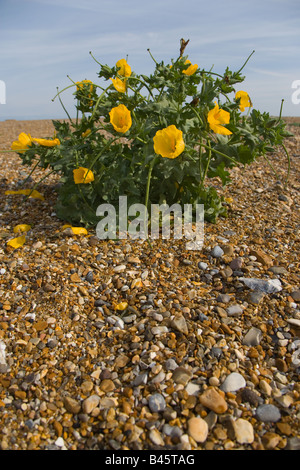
73, 167, 95, 184
153, 125, 185, 159
13, 224, 31, 233
116, 59, 131, 77
207, 102, 232, 136
7, 235, 26, 250
5, 189, 44, 200
182, 59, 198, 76
11, 133, 32, 153
76, 79, 94, 92
32, 137, 60, 147
109, 77, 127, 93
109, 104, 132, 133
235, 90, 252, 112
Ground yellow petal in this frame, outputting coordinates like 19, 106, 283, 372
115, 301, 128, 311
116, 59, 131, 77
5, 189, 44, 200
32, 137, 60, 147
70, 227, 88, 235
109, 77, 127, 93
73, 167, 94, 184
224, 197, 233, 203
13, 224, 31, 233
7, 235, 26, 249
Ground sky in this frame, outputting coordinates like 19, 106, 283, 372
0, 0, 300, 121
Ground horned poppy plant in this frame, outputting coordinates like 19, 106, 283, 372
153, 125, 185, 159
7, 40, 291, 227
11, 133, 32, 153
109, 104, 132, 133
116, 59, 131, 77
109, 77, 127, 93
235, 90, 251, 112
207, 102, 232, 135
73, 167, 95, 184
182, 59, 198, 76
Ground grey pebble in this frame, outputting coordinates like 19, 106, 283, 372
227, 304, 243, 316
165, 358, 179, 370
198, 262, 208, 270
148, 393, 166, 413
211, 246, 224, 258
242, 327, 263, 346
217, 293, 231, 304
248, 291, 265, 305
256, 404, 281, 422
239, 277, 282, 293
220, 372, 246, 392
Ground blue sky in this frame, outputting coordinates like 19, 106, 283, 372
0, 0, 299, 120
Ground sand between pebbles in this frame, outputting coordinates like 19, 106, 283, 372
0, 118, 299, 451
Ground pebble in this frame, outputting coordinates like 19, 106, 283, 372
172, 367, 193, 385
216, 294, 231, 303
290, 289, 300, 302
187, 417, 208, 443
220, 373, 246, 393
148, 393, 166, 413
149, 428, 164, 446
198, 262, 208, 270
233, 418, 254, 444
211, 246, 224, 258
256, 404, 281, 423
82, 395, 100, 415
242, 327, 262, 346
199, 387, 228, 414
226, 304, 243, 316
239, 277, 282, 293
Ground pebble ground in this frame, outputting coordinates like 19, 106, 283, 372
0, 118, 299, 451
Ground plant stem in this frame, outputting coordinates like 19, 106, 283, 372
236, 50, 255, 74
200, 140, 212, 187
281, 142, 291, 188
144, 156, 157, 248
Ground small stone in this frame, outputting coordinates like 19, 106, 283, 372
172, 366, 193, 385
248, 291, 265, 305
220, 372, 246, 392
149, 428, 164, 446
187, 417, 208, 443
242, 327, 262, 346
239, 277, 282, 293
82, 394, 100, 414
115, 354, 130, 368
170, 316, 188, 335
216, 294, 231, 304
226, 304, 243, 316
199, 387, 228, 414
148, 393, 166, 413
80, 380, 93, 395
113, 264, 126, 273
256, 404, 281, 422
268, 266, 287, 275
198, 262, 208, 270
221, 245, 234, 256
240, 388, 263, 406
43, 282, 56, 292
164, 358, 178, 370
230, 257, 243, 270
249, 249, 273, 267
63, 396, 81, 414
100, 379, 115, 393
285, 437, 300, 450
259, 379, 272, 396
262, 432, 281, 450
290, 289, 300, 302
211, 246, 224, 258
233, 418, 254, 444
